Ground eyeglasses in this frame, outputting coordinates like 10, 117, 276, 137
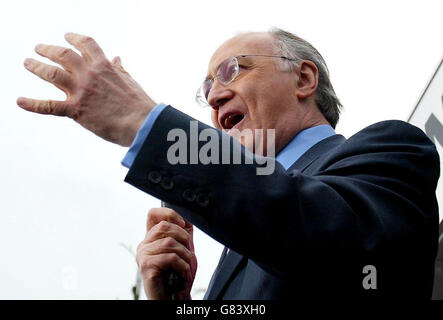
195, 54, 298, 108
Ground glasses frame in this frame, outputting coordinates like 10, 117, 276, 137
195, 54, 298, 108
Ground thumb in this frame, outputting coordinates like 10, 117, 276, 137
112, 56, 122, 66
112, 56, 127, 73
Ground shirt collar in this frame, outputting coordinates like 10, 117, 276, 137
276, 124, 336, 170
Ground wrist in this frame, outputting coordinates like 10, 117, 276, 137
122, 99, 155, 147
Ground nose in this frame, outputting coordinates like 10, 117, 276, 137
207, 79, 234, 109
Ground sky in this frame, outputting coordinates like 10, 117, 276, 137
0, 0, 442, 299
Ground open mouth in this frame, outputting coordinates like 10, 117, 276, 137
221, 113, 245, 130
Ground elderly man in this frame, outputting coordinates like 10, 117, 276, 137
17, 28, 440, 300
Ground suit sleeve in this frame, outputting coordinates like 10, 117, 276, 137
124, 105, 440, 282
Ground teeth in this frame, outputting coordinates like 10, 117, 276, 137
224, 114, 235, 129
224, 114, 244, 130
224, 114, 241, 129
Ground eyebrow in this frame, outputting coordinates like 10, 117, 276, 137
205, 59, 224, 81
205, 55, 236, 81
204, 54, 262, 81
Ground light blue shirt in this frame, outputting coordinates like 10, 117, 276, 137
121, 103, 336, 169
121, 103, 167, 168
275, 124, 336, 170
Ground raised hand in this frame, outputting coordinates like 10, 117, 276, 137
17, 33, 156, 146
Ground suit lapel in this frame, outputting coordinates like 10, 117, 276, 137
204, 134, 346, 300
287, 134, 345, 172
203, 247, 228, 299
205, 250, 245, 300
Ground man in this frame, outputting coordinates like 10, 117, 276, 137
17, 28, 440, 299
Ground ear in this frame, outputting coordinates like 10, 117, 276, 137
295, 60, 318, 100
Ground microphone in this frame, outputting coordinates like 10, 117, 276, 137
165, 269, 185, 300
161, 201, 184, 300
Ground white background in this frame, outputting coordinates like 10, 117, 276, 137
0, 0, 442, 299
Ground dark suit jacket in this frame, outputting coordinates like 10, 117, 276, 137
125, 105, 440, 299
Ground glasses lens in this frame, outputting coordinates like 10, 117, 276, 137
217, 57, 238, 84
203, 79, 212, 100
196, 57, 239, 108
195, 80, 212, 108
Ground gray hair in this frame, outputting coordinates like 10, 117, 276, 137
268, 28, 342, 128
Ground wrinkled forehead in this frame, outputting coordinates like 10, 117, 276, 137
207, 32, 277, 76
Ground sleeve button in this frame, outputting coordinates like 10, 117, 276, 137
160, 177, 174, 190
183, 189, 196, 202
196, 193, 210, 207
147, 171, 162, 184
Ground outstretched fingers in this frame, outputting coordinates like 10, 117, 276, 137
16, 97, 70, 117
34, 44, 84, 71
24, 58, 75, 92
64, 32, 106, 62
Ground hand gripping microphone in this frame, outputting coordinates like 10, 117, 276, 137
161, 201, 184, 300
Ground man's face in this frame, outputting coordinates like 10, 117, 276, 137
207, 33, 306, 154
